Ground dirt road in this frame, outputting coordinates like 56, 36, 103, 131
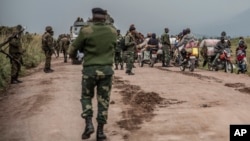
1, 57, 250, 141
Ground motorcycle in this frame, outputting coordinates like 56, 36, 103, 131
179, 47, 198, 72
139, 47, 158, 67
171, 46, 182, 66
207, 48, 233, 73
236, 50, 247, 74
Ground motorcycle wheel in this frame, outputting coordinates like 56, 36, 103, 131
176, 55, 181, 67
208, 63, 213, 71
225, 61, 233, 73
189, 60, 195, 72
150, 58, 155, 67
180, 64, 185, 71
140, 61, 144, 67
138, 55, 142, 67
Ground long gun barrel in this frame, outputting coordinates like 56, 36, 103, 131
0, 27, 25, 48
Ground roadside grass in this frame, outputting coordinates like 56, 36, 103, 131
0, 34, 44, 91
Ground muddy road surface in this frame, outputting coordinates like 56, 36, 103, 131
1, 57, 250, 141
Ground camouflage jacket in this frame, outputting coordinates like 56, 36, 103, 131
125, 32, 136, 52
115, 34, 123, 52
60, 37, 70, 49
42, 32, 54, 51
9, 36, 23, 57
161, 32, 170, 47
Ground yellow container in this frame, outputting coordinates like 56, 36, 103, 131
192, 47, 199, 57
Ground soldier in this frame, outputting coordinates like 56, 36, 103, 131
55, 34, 63, 57
60, 34, 70, 63
124, 26, 137, 75
114, 29, 124, 70
9, 25, 24, 84
42, 26, 55, 73
69, 7, 117, 140
161, 28, 171, 67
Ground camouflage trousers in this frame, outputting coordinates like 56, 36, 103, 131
11, 55, 22, 77
114, 51, 123, 66
81, 74, 113, 124
62, 46, 69, 62
123, 51, 134, 71
162, 46, 171, 65
44, 50, 52, 70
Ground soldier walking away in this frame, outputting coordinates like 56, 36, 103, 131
42, 26, 55, 73
124, 26, 137, 75
114, 29, 124, 70
8, 25, 25, 84
161, 28, 171, 67
69, 7, 117, 141
60, 34, 70, 63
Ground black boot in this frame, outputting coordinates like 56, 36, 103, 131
96, 124, 107, 141
15, 73, 22, 83
162, 61, 166, 67
120, 65, 123, 70
127, 70, 134, 75
125, 70, 129, 74
114, 65, 118, 70
11, 76, 18, 84
82, 117, 94, 139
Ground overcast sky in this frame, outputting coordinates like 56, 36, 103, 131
1, 0, 250, 37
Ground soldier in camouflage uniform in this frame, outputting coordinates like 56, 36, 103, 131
161, 28, 171, 67
124, 26, 137, 75
60, 34, 70, 63
69, 7, 117, 140
42, 26, 55, 73
114, 29, 124, 70
9, 25, 24, 84
55, 34, 63, 57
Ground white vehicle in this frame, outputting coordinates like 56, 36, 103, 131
70, 21, 85, 64
70, 21, 85, 42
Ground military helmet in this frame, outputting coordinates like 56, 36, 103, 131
186, 28, 191, 33
165, 28, 169, 33
16, 25, 23, 31
221, 31, 226, 37
45, 26, 53, 32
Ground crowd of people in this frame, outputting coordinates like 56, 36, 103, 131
1, 7, 248, 141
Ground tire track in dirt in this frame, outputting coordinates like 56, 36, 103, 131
157, 66, 250, 95
113, 76, 186, 139
224, 82, 250, 95
156, 66, 223, 83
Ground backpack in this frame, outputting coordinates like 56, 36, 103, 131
120, 37, 127, 51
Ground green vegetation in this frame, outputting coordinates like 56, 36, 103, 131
0, 28, 45, 91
